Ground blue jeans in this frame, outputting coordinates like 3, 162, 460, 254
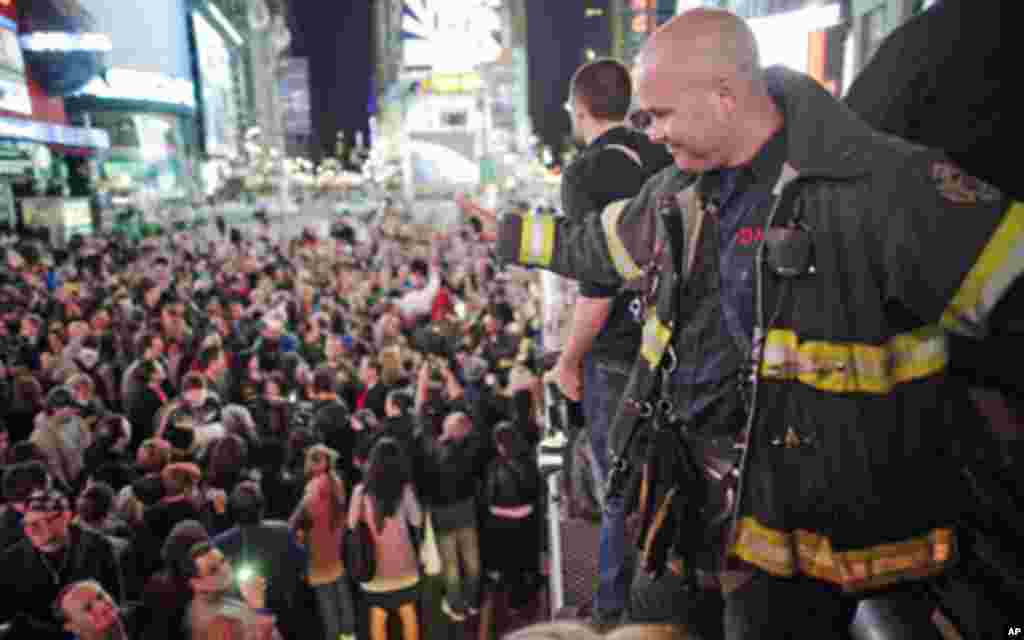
583, 355, 631, 617
314, 577, 356, 638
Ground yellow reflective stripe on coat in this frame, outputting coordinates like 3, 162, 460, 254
730, 517, 955, 593
759, 326, 947, 393
601, 200, 643, 280
640, 311, 671, 368
941, 201, 1024, 337
518, 214, 556, 267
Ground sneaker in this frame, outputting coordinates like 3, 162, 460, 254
441, 598, 467, 622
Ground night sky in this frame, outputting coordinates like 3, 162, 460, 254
525, 0, 585, 158
292, 0, 583, 162
290, 0, 373, 161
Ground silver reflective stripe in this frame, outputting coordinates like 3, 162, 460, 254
601, 200, 643, 280
605, 144, 643, 167
773, 162, 799, 196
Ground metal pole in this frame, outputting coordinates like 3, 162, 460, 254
541, 378, 567, 617
547, 468, 565, 616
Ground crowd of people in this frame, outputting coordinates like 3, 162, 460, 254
1, 4, 1019, 640
0, 205, 588, 640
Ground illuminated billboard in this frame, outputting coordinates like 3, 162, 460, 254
72, 0, 196, 110
194, 12, 238, 156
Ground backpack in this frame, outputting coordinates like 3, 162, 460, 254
343, 491, 376, 582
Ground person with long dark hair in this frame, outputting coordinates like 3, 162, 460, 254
478, 421, 542, 640
347, 437, 423, 640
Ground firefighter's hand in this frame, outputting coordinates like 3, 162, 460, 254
549, 354, 583, 402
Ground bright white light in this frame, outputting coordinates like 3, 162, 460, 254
76, 67, 195, 108
408, 139, 478, 186
748, 3, 841, 73
403, 1, 503, 70
207, 3, 244, 46
19, 32, 113, 52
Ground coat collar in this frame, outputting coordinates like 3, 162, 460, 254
765, 66, 876, 179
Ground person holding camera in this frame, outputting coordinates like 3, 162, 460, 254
156, 373, 224, 461
214, 481, 308, 640
181, 541, 281, 640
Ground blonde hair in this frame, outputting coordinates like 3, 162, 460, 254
379, 345, 405, 386
161, 463, 201, 496
303, 444, 340, 479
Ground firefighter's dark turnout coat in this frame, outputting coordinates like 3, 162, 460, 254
498, 67, 1024, 593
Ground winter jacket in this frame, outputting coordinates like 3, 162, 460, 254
497, 66, 1024, 593
0, 523, 122, 640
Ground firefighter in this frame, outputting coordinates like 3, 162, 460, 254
497, 8, 1023, 639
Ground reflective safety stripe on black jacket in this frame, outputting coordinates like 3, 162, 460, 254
497, 66, 1024, 593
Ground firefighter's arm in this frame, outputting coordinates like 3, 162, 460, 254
874, 152, 1024, 401
495, 182, 660, 288
873, 152, 1024, 339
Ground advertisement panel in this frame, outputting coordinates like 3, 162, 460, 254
748, 2, 841, 73
0, 13, 31, 115
73, 0, 195, 109
194, 12, 238, 156
280, 57, 311, 137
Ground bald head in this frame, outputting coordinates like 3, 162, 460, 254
630, 8, 782, 173
640, 9, 760, 81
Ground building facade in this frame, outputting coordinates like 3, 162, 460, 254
0, 0, 111, 236
673, 0, 924, 96
63, 0, 199, 201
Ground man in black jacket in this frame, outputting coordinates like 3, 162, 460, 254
0, 489, 122, 640
212, 481, 310, 640
549, 58, 672, 627
309, 366, 353, 485
0, 460, 50, 552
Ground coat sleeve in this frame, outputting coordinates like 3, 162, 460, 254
871, 150, 1024, 340
496, 174, 663, 288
